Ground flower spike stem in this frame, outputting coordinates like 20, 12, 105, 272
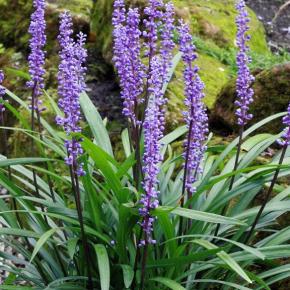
140, 243, 149, 290
30, 83, 48, 223
179, 119, 193, 238
69, 159, 93, 289
1, 106, 18, 224
244, 143, 288, 244
35, 107, 56, 202
214, 126, 244, 236
131, 228, 143, 290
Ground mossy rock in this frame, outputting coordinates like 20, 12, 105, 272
212, 63, 290, 133
0, 0, 92, 52
166, 53, 230, 128
174, 0, 268, 54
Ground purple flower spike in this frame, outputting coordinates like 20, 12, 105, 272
112, 0, 126, 27
280, 103, 290, 146
27, 0, 46, 112
143, 0, 163, 58
160, 2, 175, 80
112, 1, 144, 125
178, 21, 208, 194
0, 70, 5, 118
56, 12, 87, 176
139, 99, 162, 246
235, 0, 255, 126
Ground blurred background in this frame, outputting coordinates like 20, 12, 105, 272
0, 0, 290, 143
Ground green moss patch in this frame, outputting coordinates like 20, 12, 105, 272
173, 0, 269, 54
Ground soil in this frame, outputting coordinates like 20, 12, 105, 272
247, 0, 290, 51
86, 48, 124, 124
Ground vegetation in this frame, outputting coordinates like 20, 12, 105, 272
0, 0, 289, 290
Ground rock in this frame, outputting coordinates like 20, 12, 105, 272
0, 0, 94, 156
212, 62, 290, 133
166, 53, 230, 129
247, 0, 290, 52
174, 0, 269, 54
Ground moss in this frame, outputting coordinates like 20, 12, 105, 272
213, 63, 290, 133
0, 0, 32, 50
48, 0, 92, 17
0, 0, 92, 52
173, 0, 269, 54
166, 52, 229, 129
91, 0, 114, 61
197, 54, 230, 107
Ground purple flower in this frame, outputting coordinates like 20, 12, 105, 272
139, 98, 161, 246
0, 70, 5, 118
178, 20, 208, 194
112, 0, 175, 127
112, 0, 126, 27
143, 0, 163, 58
27, 0, 46, 112
112, 0, 176, 245
235, 0, 255, 126
113, 1, 144, 125
56, 12, 87, 176
280, 103, 290, 146
160, 2, 175, 81
144, 1, 174, 131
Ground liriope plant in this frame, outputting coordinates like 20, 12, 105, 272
0, 0, 289, 289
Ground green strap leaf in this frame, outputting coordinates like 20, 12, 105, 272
80, 92, 113, 157
95, 244, 110, 290
0, 157, 51, 167
30, 228, 59, 263
193, 239, 252, 284
120, 264, 134, 288
191, 279, 252, 290
150, 277, 186, 290
156, 206, 247, 226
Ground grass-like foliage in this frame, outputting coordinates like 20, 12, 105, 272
0, 0, 289, 289
0, 89, 289, 289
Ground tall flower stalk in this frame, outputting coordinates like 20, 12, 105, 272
112, 0, 145, 185
177, 21, 208, 237
56, 12, 92, 289
112, 1, 175, 288
0, 71, 12, 183
0, 70, 11, 177
215, 0, 254, 236
139, 97, 162, 289
27, 0, 55, 218
0, 70, 5, 120
231, 0, 254, 187
245, 104, 290, 243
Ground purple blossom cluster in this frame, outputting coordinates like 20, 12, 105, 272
0, 70, 5, 118
112, 0, 175, 127
56, 12, 87, 176
113, 0, 175, 245
147, 1, 175, 131
280, 103, 290, 146
27, 0, 47, 112
235, 0, 255, 126
178, 21, 208, 194
112, 0, 144, 125
160, 2, 175, 80
139, 99, 161, 246
143, 0, 163, 58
